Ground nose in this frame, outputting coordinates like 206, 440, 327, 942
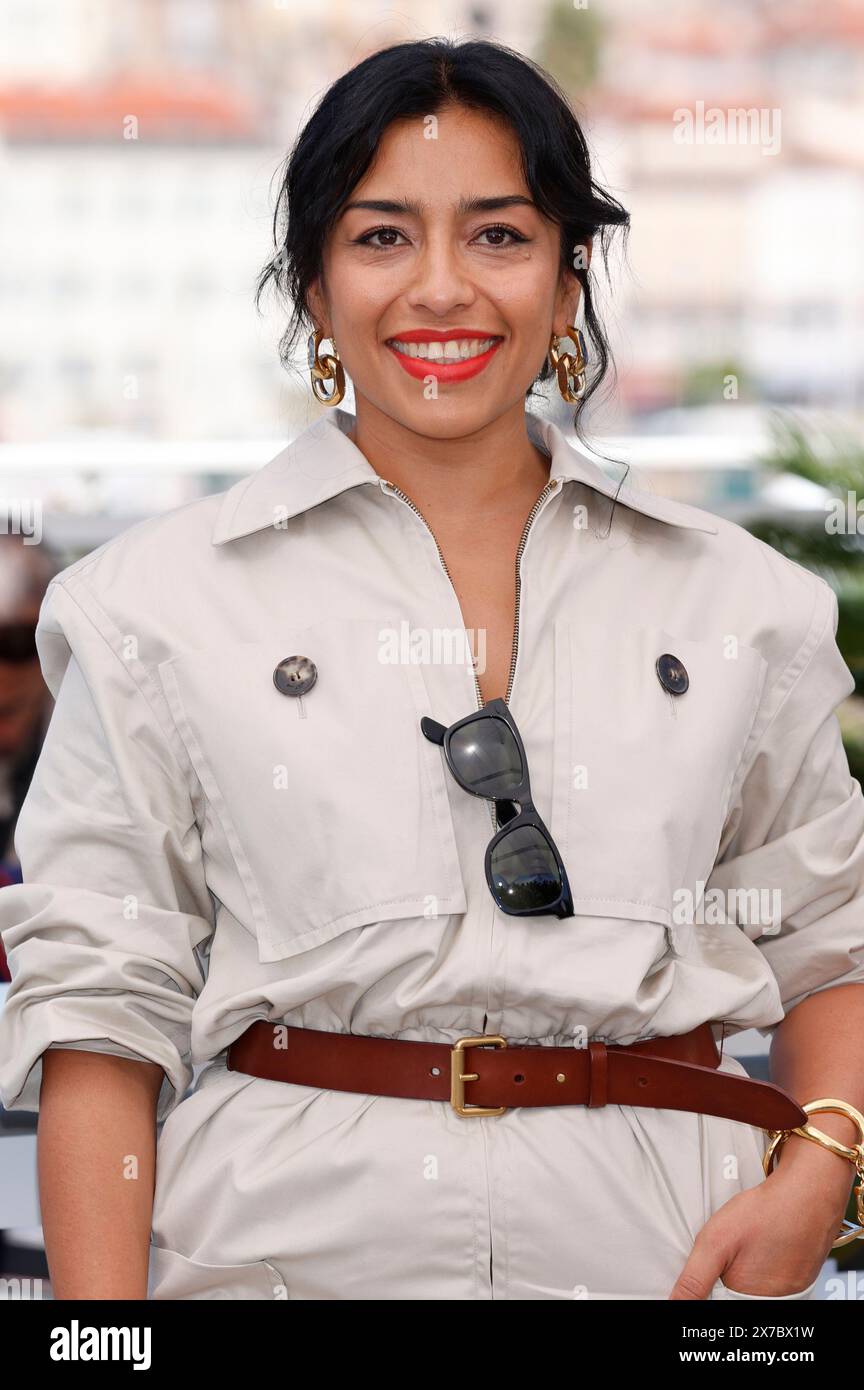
402, 232, 477, 318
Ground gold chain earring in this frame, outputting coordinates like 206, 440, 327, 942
307, 329, 345, 406
548, 325, 588, 403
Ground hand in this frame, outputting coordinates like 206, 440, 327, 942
668, 1153, 849, 1300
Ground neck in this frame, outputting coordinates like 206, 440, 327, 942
345, 397, 551, 521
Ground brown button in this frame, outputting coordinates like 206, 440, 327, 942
656, 652, 688, 695
273, 656, 317, 697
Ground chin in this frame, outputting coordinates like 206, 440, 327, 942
372, 389, 514, 440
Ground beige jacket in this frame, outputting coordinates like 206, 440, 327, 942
0, 405, 861, 1300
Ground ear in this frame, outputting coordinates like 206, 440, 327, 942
306, 276, 330, 337
554, 235, 592, 332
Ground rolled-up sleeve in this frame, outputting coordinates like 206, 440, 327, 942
0, 575, 215, 1122
706, 574, 864, 1035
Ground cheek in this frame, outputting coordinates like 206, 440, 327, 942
327, 275, 395, 356
489, 257, 559, 321
499, 285, 558, 361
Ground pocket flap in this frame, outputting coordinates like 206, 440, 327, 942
158, 617, 467, 962
554, 620, 768, 938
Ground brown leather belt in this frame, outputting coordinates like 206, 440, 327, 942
226, 1021, 808, 1130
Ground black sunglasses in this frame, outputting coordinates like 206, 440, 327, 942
421, 697, 574, 919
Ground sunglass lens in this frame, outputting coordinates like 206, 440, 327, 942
448, 715, 523, 797
490, 824, 563, 913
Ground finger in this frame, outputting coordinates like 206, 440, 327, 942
668, 1245, 726, 1301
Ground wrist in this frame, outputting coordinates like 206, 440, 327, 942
769, 1120, 858, 1205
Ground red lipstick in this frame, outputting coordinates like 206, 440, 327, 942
385, 328, 504, 383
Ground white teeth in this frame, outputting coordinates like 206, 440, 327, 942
388, 337, 498, 361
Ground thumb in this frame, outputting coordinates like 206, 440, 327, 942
668, 1237, 728, 1301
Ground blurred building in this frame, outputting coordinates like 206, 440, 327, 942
584, 0, 864, 415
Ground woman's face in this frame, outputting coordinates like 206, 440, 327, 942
308, 104, 586, 439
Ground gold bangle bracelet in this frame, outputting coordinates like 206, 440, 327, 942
763, 1098, 864, 1249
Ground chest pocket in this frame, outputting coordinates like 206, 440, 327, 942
551, 621, 768, 940
158, 617, 467, 962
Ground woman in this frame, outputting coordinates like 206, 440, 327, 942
1, 37, 863, 1302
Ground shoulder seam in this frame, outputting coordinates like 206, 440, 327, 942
51, 490, 229, 583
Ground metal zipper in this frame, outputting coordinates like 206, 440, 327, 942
380, 474, 560, 828
381, 480, 487, 713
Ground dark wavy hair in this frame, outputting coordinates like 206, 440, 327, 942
255, 36, 630, 436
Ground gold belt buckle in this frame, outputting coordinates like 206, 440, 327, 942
450, 1035, 508, 1117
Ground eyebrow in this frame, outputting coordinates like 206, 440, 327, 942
339, 194, 537, 217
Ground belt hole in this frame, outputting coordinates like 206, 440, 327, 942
637, 1075, 648, 1086
556, 1073, 566, 1083
430, 1066, 441, 1076
514, 1073, 525, 1083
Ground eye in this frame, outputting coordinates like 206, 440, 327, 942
473, 224, 529, 247
354, 225, 409, 250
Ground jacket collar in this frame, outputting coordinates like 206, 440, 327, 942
211, 406, 718, 545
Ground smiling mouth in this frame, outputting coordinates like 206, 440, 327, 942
385, 335, 503, 362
